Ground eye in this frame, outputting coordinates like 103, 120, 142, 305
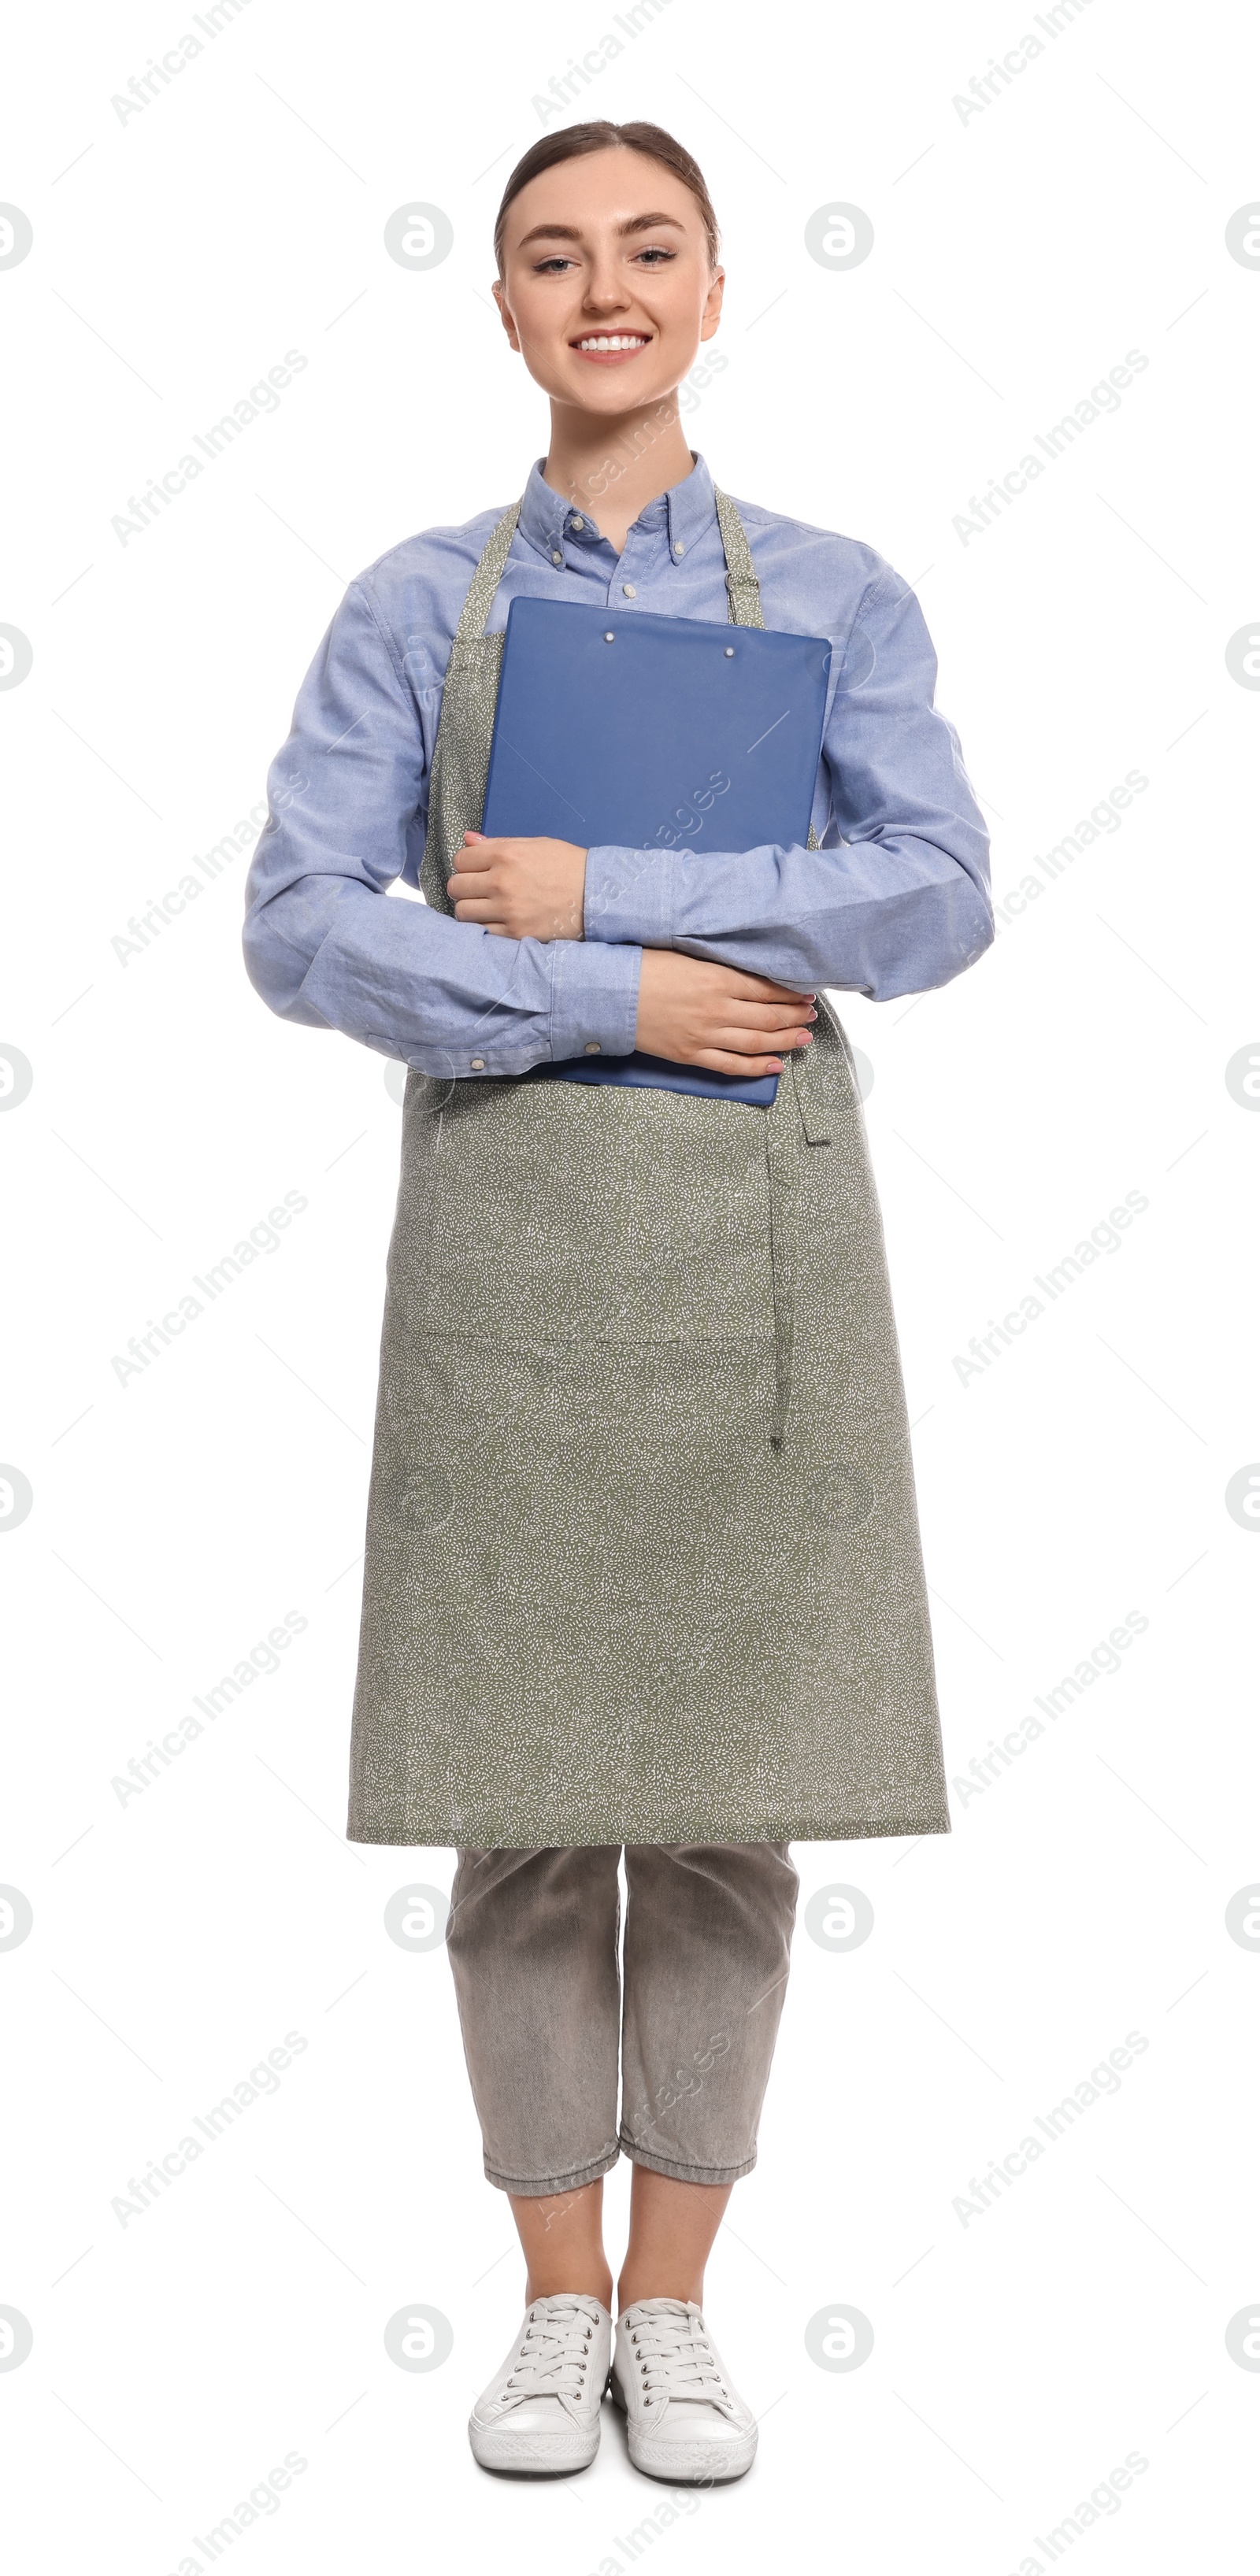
634, 246, 675, 265
534, 256, 576, 274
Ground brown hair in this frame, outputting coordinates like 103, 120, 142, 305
494, 120, 720, 280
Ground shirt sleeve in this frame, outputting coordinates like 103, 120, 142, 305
580, 564, 993, 1001
242, 576, 642, 1076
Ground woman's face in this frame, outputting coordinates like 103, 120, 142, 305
494, 147, 723, 417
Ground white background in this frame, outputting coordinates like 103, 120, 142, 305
2, 0, 1258, 2567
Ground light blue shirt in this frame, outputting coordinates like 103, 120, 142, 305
243, 452, 992, 1076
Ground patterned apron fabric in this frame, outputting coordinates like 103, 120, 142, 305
347, 492, 950, 1848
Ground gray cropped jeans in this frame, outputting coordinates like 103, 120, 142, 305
446, 1843, 799, 2195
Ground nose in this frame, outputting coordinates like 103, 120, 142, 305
580, 254, 632, 314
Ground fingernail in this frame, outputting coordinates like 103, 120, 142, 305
767, 1059, 784, 1073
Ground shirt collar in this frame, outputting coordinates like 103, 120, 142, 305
517, 450, 718, 564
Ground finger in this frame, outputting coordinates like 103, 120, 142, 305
710, 1021, 813, 1053
695, 1050, 788, 1076
447, 871, 502, 902
713, 972, 816, 1003
715, 1002, 817, 1031
454, 911, 514, 935
452, 898, 508, 923
710, 1036, 810, 1060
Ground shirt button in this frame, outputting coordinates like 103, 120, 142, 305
584, 1042, 601, 1054
571, 515, 585, 531
622, 583, 636, 598
674, 541, 685, 556
470, 1057, 484, 1071
551, 550, 563, 566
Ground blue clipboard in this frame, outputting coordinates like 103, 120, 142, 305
479, 597, 831, 1105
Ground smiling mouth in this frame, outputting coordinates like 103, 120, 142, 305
572, 333, 651, 356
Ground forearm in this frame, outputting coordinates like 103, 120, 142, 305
243, 866, 641, 1076
580, 551, 995, 1001
583, 835, 994, 1001
242, 562, 642, 1075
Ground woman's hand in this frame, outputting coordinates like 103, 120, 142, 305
635, 949, 816, 1076
449, 831, 587, 941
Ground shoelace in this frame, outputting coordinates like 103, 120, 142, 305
501, 2299, 599, 2407
624, 2300, 732, 2411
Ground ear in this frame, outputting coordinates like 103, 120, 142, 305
492, 280, 521, 353
698, 266, 725, 346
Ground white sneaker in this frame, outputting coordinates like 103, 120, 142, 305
611, 2297, 758, 2483
468, 2293, 611, 2475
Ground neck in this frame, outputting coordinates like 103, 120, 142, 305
543, 394, 695, 555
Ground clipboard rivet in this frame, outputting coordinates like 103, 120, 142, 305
724, 646, 735, 657
603, 631, 615, 642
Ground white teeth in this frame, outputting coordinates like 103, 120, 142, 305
577, 335, 648, 351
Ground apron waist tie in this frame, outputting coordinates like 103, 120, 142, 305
769, 1049, 835, 1446
766, 1107, 796, 1449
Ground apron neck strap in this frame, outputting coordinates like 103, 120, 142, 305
712, 486, 765, 628
454, 483, 765, 641
451, 500, 522, 649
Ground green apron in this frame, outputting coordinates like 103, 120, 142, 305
346, 490, 950, 1849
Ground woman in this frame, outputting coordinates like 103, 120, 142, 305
243, 119, 991, 2485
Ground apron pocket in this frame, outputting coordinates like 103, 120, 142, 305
421, 1077, 779, 1352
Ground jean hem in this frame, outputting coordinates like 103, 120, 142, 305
484, 2146, 621, 2197
619, 2132, 758, 2186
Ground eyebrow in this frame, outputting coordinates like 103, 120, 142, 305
514, 213, 687, 249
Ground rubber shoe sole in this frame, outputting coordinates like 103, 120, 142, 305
468, 2411, 601, 2476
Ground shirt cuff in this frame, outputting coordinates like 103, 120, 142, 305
584, 845, 675, 951
548, 935, 643, 1064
